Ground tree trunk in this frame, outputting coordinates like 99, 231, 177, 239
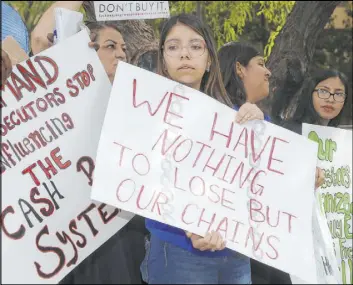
82, 1, 159, 66
259, 1, 341, 114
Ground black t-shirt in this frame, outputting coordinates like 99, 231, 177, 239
59, 215, 148, 284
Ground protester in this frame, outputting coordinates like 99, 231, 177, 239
1, 2, 30, 85
30, 1, 84, 55
1, 2, 30, 54
140, 14, 266, 285
268, 69, 350, 284
218, 42, 271, 115
273, 69, 349, 131
218, 41, 276, 284
218, 42, 328, 283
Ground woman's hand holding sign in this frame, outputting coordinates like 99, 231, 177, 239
235, 102, 264, 124
186, 231, 227, 252
315, 167, 325, 190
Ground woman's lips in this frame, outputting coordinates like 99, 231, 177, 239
321, 105, 334, 113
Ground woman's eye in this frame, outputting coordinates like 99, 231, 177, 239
167, 45, 178, 51
191, 44, 202, 50
106, 44, 115, 49
319, 89, 329, 94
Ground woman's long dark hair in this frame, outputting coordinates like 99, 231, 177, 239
157, 14, 232, 107
218, 42, 260, 107
272, 69, 350, 127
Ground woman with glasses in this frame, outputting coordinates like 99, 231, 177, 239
140, 14, 264, 284
268, 68, 350, 284
273, 69, 349, 133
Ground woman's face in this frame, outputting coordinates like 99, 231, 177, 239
96, 27, 127, 83
163, 23, 210, 90
238, 56, 271, 103
312, 77, 346, 121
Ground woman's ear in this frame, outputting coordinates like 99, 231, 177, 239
235, 62, 245, 79
207, 60, 211, 72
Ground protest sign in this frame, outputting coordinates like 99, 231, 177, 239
54, 8, 83, 44
291, 194, 342, 284
1, 30, 133, 284
91, 61, 319, 282
302, 124, 353, 284
94, 1, 170, 21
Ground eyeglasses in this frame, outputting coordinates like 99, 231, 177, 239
314, 88, 346, 103
163, 40, 206, 58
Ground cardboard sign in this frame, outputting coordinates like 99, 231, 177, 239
91, 61, 320, 283
94, 1, 170, 21
1, 30, 133, 284
302, 124, 353, 284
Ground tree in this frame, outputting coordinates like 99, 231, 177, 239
165, 1, 295, 52
7, 1, 349, 123
261, 1, 342, 115
82, 1, 158, 66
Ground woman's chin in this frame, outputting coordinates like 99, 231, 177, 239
174, 77, 200, 90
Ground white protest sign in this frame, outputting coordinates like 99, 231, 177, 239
94, 1, 170, 21
302, 124, 353, 284
91, 61, 319, 282
1, 30, 134, 284
291, 193, 342, 284
54, 8, 83, 44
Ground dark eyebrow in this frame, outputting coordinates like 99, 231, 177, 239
318, 85, 345, 92
317, 85, 330, 90
165, 38, 203, 44
104, 40, 126, 46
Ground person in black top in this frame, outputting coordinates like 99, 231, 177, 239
269, 68, 350, 284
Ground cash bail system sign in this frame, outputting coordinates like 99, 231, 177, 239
91, 61, 322, 283
1, 31, 133, 284
94, 1, 170, 21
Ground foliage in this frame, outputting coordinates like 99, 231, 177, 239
5, 1, 55, 32
5, 1, 86, 33
157, 1, 294, 55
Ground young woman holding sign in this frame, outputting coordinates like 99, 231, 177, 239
218, 41, 279, 284
217, 42, 330, 284
141, 14, 265, 284
269, 69, 349, 284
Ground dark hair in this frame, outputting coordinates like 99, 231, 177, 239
85, 21, 122, 37
157, 14, 232, 107
218, 42, 260, 107
273, 69, 350, 127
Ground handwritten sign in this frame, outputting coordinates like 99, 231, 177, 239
1, 30, 133, 284
303, 124, 353, 284
94, 1, 170, 21
291, 195, 342, 284
91, 61, 320, 282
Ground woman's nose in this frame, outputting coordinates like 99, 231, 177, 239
115, 47, 126, 61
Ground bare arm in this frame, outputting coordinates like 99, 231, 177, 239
31, 1, 83, 55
